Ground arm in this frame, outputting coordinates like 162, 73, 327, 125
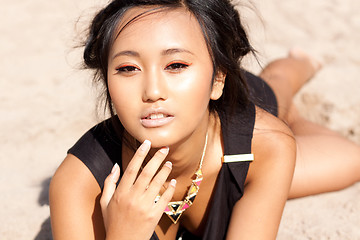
226, 109, 296, 240
49, 154, 106, 240
50, 141, 176, 240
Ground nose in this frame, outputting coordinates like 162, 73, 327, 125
142, 70, 167, 102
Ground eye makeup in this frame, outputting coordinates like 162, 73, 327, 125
165, 61, 192, 72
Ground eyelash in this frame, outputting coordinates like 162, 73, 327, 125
165, 62, 191, 71
115, 62, 191, 74
115, 65, 139, 73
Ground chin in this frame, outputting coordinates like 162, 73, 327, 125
148, 135, 176, 148
143, 130, 186, 149
128, 129, 169, 147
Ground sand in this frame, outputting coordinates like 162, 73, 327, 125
0, 0, 359, 239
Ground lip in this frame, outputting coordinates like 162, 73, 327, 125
140, 108, 174, 128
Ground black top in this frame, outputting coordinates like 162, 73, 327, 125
68, 72, 277, 239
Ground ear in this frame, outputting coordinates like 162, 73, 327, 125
210, 71, 226, 100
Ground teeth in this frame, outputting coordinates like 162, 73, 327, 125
148, 113, 165, 120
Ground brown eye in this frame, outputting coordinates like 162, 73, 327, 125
165, 62, 191, 71
116, 65, 139, 73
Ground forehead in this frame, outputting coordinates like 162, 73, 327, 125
111, 7, 209, 54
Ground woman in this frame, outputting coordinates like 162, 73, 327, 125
49, 0, 360, 239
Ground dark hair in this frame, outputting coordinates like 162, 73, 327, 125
83, 0, 254, 133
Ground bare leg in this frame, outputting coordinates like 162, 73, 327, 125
259, 48, 322, 120
287, 104, 360, 198
260, 49, 360, 198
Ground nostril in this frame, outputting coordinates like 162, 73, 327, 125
142, 84, 167, 102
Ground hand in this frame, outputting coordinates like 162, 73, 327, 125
100, 140, 176, 240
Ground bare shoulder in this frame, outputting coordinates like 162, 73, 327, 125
246, 105, 295, 179
253, 106, 294, 143
251, 106, 295, 161
49, 154, 105, 239
50, 154, 102, 205
50, 154, 101, 193
249, 106, 296, 182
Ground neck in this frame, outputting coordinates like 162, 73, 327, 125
166, 132, 207, 179
160, 113, 216, 180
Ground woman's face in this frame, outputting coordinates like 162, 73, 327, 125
107, 7, 224, 147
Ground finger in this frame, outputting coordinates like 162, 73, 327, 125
133, 147, 169, 191
144, 161, 172, 199
100, 163, 120, 227
101, 163, 120, 208
154, 179, 176, 212
120, 140, 151, 189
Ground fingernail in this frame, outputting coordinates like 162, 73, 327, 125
159, 147, 169, 154
140, 140, 151, 151
111, 163, 119, 182
164, 161, 172, 169
170, 179, 177, 187
111, 163, 119, 174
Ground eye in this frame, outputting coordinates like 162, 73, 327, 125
115, 65, 140, 74
165, 62, 191, 72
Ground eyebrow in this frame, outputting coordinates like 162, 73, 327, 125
112, 50, 140, 60
161, 48, 194, 56
112, 48, 194, 60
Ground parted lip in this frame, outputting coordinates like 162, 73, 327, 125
140, 107, 174, 119
140, 107, 175, 128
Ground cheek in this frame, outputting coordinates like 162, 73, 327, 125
108, 78, 139, 119
175, 71, 213, 111
108, 74, 139, 103
108, 80, 124, 106
108, 80, 142, 139
108, 81, 124, 112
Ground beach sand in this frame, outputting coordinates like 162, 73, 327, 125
0, 0, 359, 239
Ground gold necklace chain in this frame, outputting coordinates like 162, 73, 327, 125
155, 132, 208, 224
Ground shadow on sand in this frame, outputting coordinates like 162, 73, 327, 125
34, 177, 52, 240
